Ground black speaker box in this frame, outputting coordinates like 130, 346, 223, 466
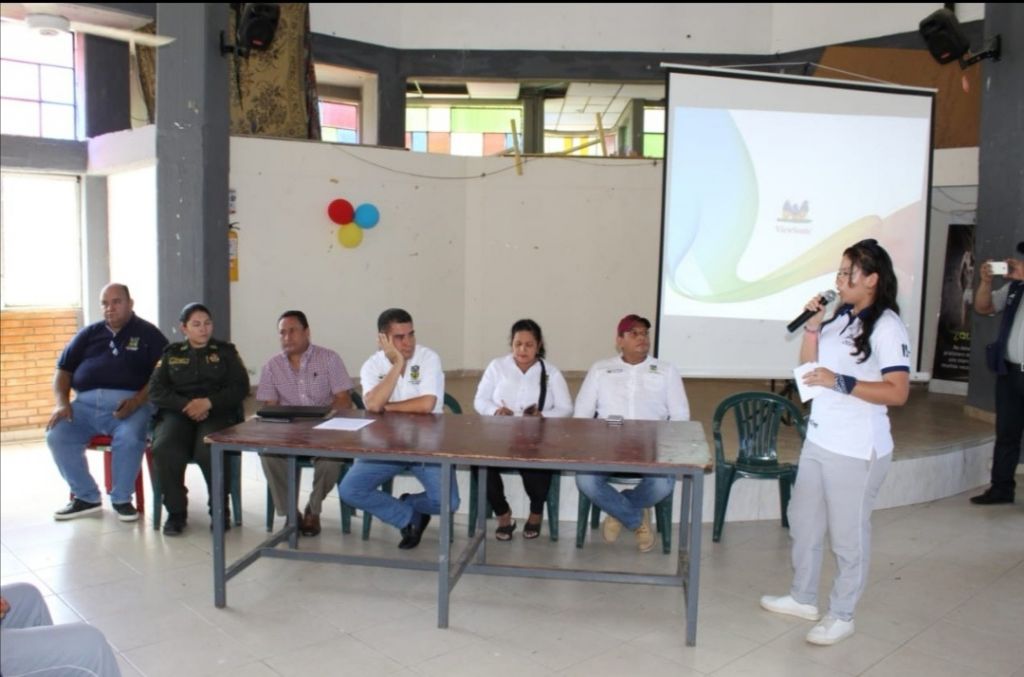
919, 9, 971, 64
237, 3, 280, 52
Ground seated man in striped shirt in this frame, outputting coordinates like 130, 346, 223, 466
258, 310, 354, 536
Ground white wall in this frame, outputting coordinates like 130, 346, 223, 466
462, 156, 663, 371
229, 139, 468, 378
770, 3, 986, 53
229, 138, 663, 377
107, 165, 158, 323
311, 3, 984, 54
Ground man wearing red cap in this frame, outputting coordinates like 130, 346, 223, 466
573, 314, 690, 552
970, 243, 1024, 505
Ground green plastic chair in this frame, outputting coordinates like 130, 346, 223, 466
151, 408, 245, 530
467, 469, 560, 541
152, 452, 243, 530
575, 477, 673, 553
345, 391, 459, 538
265, 461, 355, 533
712, 391, 807, 543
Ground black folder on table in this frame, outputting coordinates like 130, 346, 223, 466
255, 405, 333, 420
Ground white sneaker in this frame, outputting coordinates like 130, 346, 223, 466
759, 594, 821, 621
806, 615, 855, 645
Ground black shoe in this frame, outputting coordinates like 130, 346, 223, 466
398, 512, 431, 549
163, 514, 187, 536
54, 498, 102, 521
970, 488, 1015, 505
112, 502, 139, 522
397, 494, 431, 550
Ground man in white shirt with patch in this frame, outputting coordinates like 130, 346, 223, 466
574, 314, 690, 552
338, 308, 459, 549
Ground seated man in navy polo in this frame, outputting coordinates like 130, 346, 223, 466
46, 283, 168, 521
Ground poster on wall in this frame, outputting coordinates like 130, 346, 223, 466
932, 224, 975, 382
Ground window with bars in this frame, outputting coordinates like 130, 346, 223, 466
0, 23, 76, 140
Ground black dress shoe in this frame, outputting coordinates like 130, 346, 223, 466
398, 511, 431, 550
163, 513, 187, 536
970, 488, 1015, 505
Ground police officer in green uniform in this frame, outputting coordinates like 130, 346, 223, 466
149, 303, 250, 535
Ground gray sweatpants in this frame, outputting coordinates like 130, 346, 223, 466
0, 582, 121, 677
787, 439, 891, 621
261, 454, 344, 516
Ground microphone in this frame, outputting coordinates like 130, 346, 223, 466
787, 290, 837, 333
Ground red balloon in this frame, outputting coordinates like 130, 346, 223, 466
327, 199, 354, 225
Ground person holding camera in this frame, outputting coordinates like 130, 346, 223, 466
970, 243, 1024, 505
473, 319, 573, 540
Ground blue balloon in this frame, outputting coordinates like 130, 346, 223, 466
354, 203, 380, 229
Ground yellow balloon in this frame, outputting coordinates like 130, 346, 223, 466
337, 223, 363, 248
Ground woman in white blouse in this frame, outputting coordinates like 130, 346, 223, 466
474, 319, 573, 540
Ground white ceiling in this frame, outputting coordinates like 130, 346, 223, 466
545, 82, 664, 133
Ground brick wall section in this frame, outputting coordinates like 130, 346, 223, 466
1, 308, 81, 432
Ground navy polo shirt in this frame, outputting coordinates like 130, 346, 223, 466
57, 314, 168, 393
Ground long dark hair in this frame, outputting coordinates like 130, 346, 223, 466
509, 318, 545, 359
844, 239, 899, 363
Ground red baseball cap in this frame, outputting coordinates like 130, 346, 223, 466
617, 314, 651, 335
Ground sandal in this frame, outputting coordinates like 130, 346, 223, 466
523, 517, 542, 539
495, 520, 517, 541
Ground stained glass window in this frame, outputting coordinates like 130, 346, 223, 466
319, 100, 360, 144
406, 105, 522, 156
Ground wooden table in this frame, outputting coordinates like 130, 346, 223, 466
206, 410, 712, 645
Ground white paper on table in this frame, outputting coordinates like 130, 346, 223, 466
793, 362, 828, 403
313, 418, 376, 432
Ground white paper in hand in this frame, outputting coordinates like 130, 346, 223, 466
793, 362, 828, 403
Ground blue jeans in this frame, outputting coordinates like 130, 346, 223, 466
46, 388, 152, 504
575, 473, 675, 530
338, 460, 460, 530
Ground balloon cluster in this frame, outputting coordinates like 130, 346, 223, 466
327, 199, 380, 248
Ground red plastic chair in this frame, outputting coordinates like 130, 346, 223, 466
70, 435, 154, 513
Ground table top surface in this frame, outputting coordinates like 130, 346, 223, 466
206, 410, 711, 471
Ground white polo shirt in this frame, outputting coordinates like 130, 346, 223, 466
573, 355, 690, 422
360, 344, 445, 413
807, 307, 911, 459
473, 354, 574, 417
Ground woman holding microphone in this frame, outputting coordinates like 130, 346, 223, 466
761, 239, 910, 645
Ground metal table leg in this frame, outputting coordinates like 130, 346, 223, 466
437, 461, 452, 628
212, 444, 226, 607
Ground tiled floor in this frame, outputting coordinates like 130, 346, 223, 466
1, 439, 1021, 677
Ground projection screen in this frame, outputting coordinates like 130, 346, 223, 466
656, 65, 933, 378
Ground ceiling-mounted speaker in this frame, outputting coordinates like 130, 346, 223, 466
236, 3, 280, 53
919, 9, 971, 64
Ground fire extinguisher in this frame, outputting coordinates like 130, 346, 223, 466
228, 222, 239, 282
